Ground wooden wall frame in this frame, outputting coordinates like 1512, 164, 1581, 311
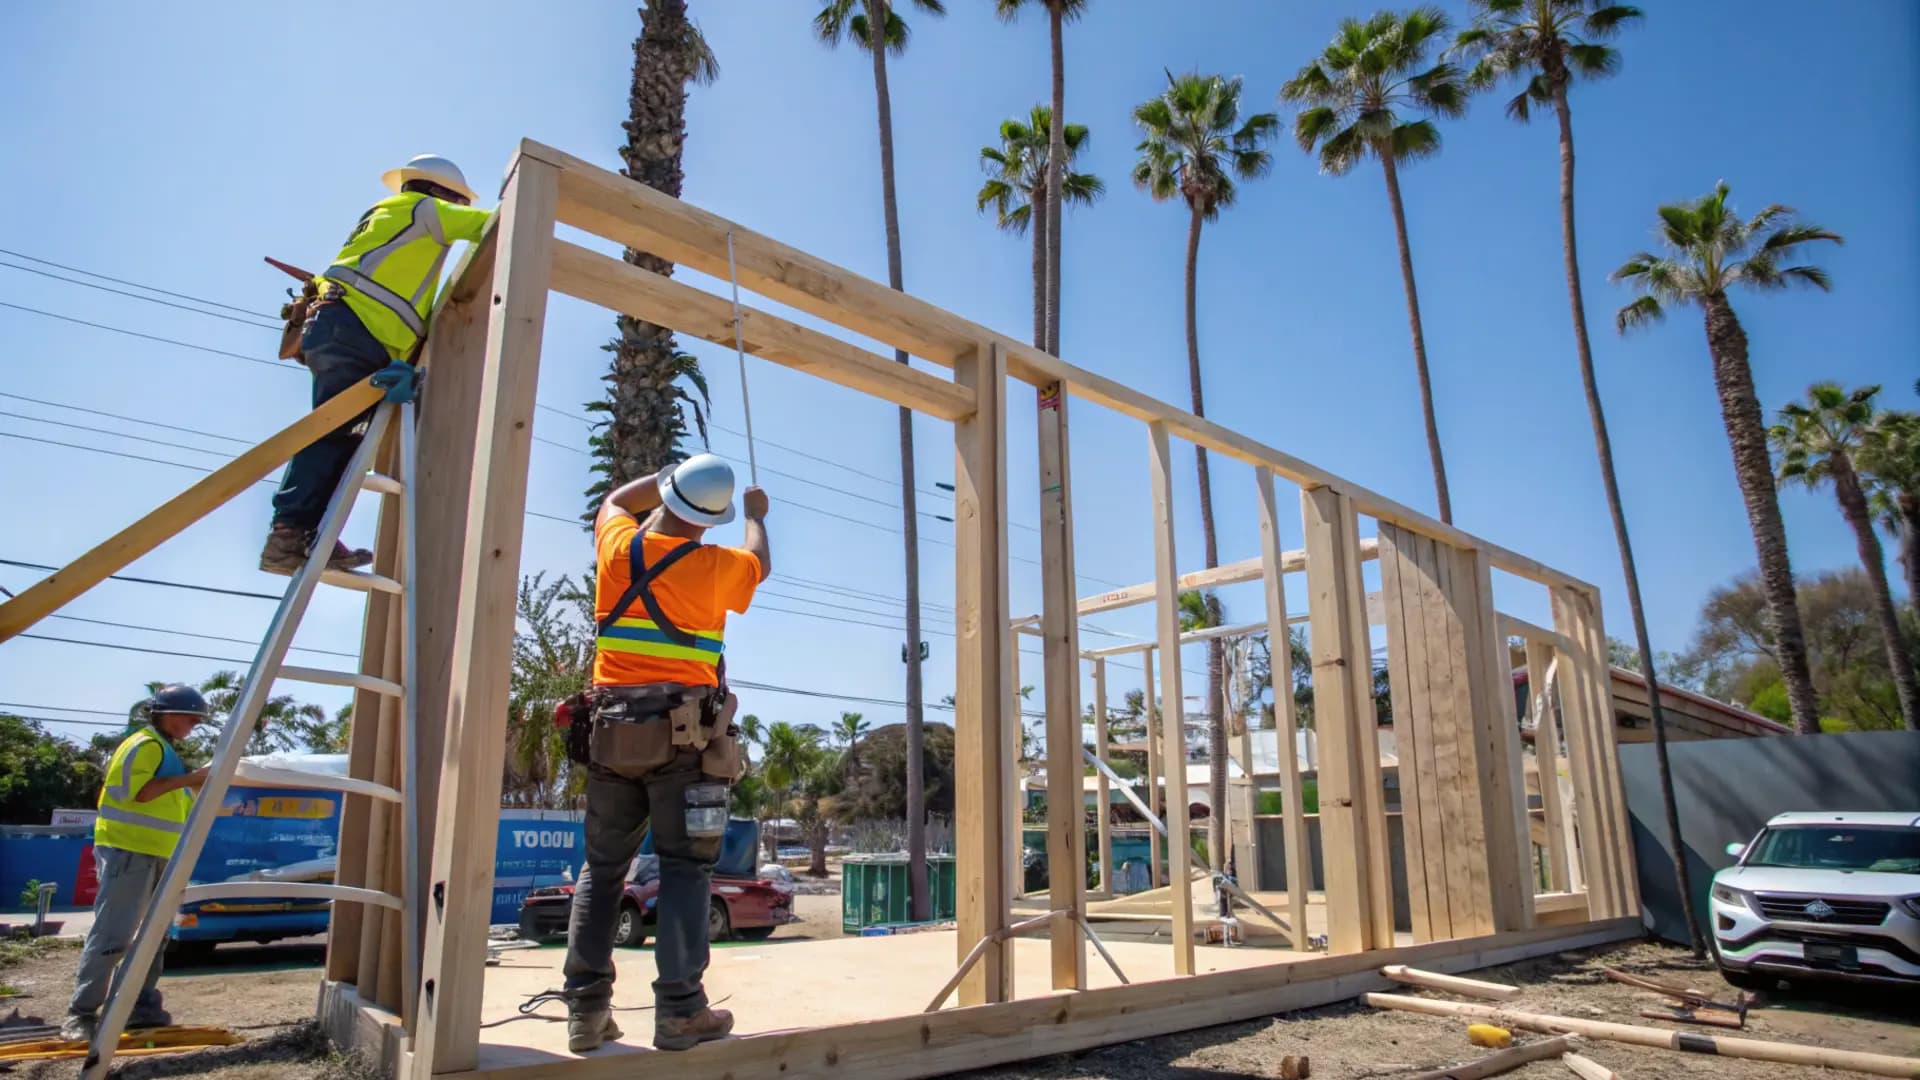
298, 139, 1641, 1080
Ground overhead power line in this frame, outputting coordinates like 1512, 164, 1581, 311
0, 261, 281, 329
0, 248, 279, 319
0, 391, 257, 446
0, 702, 132, 717
0, 300, 286, 368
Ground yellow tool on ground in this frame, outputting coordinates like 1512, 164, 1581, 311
0, 1025, 240, 1062
1467, 1023, 1514, 1048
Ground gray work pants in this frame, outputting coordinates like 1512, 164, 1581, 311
69, 846, 168, 1020
563, 753, 722, 1018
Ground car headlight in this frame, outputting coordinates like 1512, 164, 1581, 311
1902, 896, 1920, 921
1711, 883, 1758, 915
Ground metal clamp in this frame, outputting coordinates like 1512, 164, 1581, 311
371, 362, 420, 403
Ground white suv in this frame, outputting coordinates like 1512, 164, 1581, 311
1711, 811, 1920, 990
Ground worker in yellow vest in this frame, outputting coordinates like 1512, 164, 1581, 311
260, 154, 492, 575
62, 685, 213, 1042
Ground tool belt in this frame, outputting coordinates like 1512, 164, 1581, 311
277, 282, 348, 365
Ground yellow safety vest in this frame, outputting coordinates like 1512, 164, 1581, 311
94, 728, 192, 859
319, 192, 492, 359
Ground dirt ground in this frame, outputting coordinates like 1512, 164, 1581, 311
9, 922, 1915, 1079
960, 940, 1920, 1080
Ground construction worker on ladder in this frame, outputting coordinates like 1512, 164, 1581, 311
260, 154, 491, 575
563, 455, 770, 1052
61, 685, 213, 1042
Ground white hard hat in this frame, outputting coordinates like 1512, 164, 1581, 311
660, 454, 737, 527
382, 154, 478, 203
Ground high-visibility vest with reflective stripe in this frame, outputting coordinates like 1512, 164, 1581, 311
319, 192, 491, 359
94, 728, 191, 859
595, 616, 725, 668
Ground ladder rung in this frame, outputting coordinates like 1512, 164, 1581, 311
180, 882, 401, 911
321, 568, 403, 595
279, 666, 402, 697
231, 762, 401, 803
363, 472, 404, 496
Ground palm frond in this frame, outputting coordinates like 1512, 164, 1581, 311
1409, 61, 1468, 116
1582, 4, 1643, 38
1759, 222, 1845, 254
1614, 294, 1665, 334
1318, 123, 1369, 175
685, 18, 721, 85
1390, 118, 1443, 162
1061, 170, 1105, 206
1279, 61, 1333, 104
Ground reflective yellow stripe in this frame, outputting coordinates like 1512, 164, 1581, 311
607, 617, 723, 642
594, 636, 722, 665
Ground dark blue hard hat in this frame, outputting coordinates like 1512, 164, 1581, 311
147, 684, 210, 720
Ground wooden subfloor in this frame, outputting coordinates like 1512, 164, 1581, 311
474, 928, 1315, 1069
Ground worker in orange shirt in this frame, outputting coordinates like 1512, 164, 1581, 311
563, 454, 769, 1053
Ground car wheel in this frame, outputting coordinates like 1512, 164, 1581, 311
734, 925, 775, 942
707, 899, 732, 943
518, 914, 556, 945
612, 903, 647, 948
1718, 967, 1773, 992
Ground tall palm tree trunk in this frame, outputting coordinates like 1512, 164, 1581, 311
1045, 2, 1065, 356
1831, 460, 1920, 730
865, 0, 930, 922
607, 0, 700, 488
1030, 190, 1049, 349
1181, 202, 1229, 875
1377, 152, 1452, 525
1702, 295, 1822, 734
1552, 88, 1703, 956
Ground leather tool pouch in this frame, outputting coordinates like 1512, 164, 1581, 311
561, 690, 595, 766
588, 692, 679, 779
699, 692, 743, 781
278, 280, 320, 363
667, 694, 711, 752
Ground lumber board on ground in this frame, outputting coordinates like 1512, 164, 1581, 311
1363, 994, 1920, 1078
1036, 380, 1086, 989
534, 138, 1595, 596
547, 241, 974, 422
433, 918, 1642, 1080
1147, 422, 1195, 975
0, 379, 383, 642
1403, 1034, 1580, 1080
1256, 468, 1310, 952
1380, 964, 1521, 1001
1560, 1052, 1618, 1080
953, 341, 1012, 1006
409, 155, 559, 1079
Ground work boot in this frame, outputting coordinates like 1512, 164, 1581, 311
59, 1014, 96, 1043
566, 1008, 623, 1054
653, 1007, 733, 1051
127, 1006, 173, 1030
259, 525, 373, 575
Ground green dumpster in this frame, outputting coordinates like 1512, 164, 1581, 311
842, 854, 956, 932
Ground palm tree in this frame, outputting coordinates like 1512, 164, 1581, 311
1611, 182, 1842, 735
1771, 384, 1920, 732
1860, 410, 1920, 613
586, 0, 720, 521
1282, 7, 1467, 524
738, 712, 764, 771
834, 711, 872, 776
1134, 72, 1277, 869
977, 107, 1104, 348
1446, 0, 1708, 955
815, 0, 944, 923
761, 721, 822, 861
993, 0, 1090, 356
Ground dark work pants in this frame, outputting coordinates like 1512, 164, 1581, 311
270, 302, 391, 530
563, 754, 721, 1018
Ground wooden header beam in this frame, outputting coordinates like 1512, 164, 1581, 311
1080, 620, 1271, 660
530, 137, 1594, 594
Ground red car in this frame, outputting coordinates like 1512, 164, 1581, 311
518, 854, 798, 947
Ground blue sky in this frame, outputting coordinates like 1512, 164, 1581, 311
2, 1, 1915, 744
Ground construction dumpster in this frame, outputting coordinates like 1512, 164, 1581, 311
841, 853, 956, 932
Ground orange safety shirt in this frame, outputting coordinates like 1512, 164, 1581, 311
592, 514, 760, 689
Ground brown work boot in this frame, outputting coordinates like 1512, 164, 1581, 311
259, 526, 373, 575
566, 1008, 623, 1054
653, 1007, 733, 1051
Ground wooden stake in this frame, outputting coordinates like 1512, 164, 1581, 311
1362, 994, 1920, 1078
1380, 964, 1521, 1001
1403, 1034, 1579, 1080
1561, 1052, 1620, 1080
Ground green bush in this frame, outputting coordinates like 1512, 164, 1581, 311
1254, 781, 1318, 816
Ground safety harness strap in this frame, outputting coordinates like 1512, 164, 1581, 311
596, 536, 702, 647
